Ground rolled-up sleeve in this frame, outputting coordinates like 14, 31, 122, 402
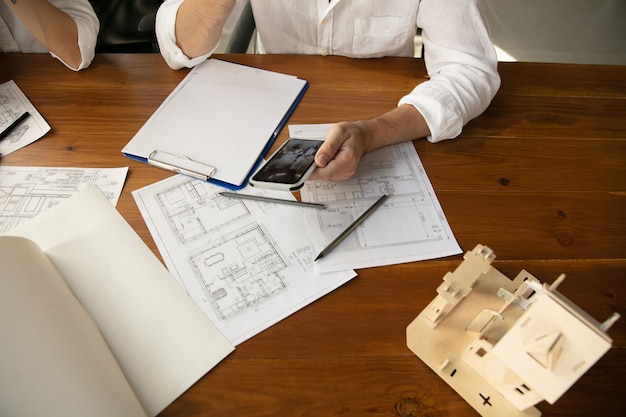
50, 0, 99, 71
156, 0, 204, 69
156, 0, 246, 69
399, 0, 501, 142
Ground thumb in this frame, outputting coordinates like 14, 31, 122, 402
315, 125, 345, 167
315, 146, 332, 167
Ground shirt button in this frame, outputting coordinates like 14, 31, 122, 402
320, 49, 329, 56
321, 18, 327, 25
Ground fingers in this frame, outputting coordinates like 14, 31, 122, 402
314, 124, 345, 168
313, 151, 358, 181
310, 123, 364, 182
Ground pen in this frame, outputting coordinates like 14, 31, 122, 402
0, 111, 30, 139
314, 194, 389, 261
219, 191, 326, 209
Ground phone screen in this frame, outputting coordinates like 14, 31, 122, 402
252, 139, 323, 185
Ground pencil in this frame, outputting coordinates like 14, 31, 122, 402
219, 191, 326, 209
0, 111, 30, 139
314, 194, 389, 261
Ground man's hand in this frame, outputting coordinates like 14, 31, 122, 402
311, 121, 371, 182
311, 105, 431, 182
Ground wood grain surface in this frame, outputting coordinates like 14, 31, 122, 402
1, 52, 624, 417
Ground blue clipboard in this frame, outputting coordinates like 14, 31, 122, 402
122, 59, 309, 190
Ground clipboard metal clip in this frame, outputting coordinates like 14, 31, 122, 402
148, 150, 216, 181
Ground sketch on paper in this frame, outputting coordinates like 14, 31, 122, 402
0, 99, 29, 143
133, 176, 355, 345
0, 166, 128, 234
189, 224, 288, 320
0, 80, 51, 156
152, 179, 290, 320
300, 140, 461, 273
306, 143, 452, 246
154, 179, 250, 245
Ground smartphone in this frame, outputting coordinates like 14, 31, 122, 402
249, 138, 324, 191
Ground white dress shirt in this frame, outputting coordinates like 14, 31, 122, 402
0, 0, 99, 71
156, 0, 500, 142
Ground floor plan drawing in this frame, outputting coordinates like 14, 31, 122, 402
306, 143, 450, 247
0, 99, 30, 143
154, 180, 289, 320
153, 178, 291, 320
300, 140, 461, 273
0, 80, 50, 156
155, 178, 250, 245
189, 223, 288, 320
0, 166, 128, 234
133, 175, 356, 345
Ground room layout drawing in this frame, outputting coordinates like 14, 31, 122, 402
0, 88, 30, 143
152, 178, 289, 321
301, 140, 461, 272
189, 224, 288, 320
0, 166, 128, 234
0, 80, 50, 156
306, 143, 450, 249
133, 175, 356, 345
155, 179, 250, 245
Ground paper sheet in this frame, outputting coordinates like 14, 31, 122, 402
290, 124, 462, 273
0, 166, 128, 234
133, 176, 356, 345
7, 187, 234, 416
0, 80, 50, 156
0, 236, 149, 417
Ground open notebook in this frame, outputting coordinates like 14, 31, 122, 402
122, 59, 309, 190
0, 187, 234, 417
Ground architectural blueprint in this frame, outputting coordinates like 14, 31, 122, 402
0, 80, 50, 157
0, 166, 128, 234
291, 124, 461, 273
133, 176, 356, 345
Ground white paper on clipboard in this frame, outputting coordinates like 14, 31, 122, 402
122, 59, 308, 189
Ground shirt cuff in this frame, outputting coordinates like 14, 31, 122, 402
156, 0, 214, 69
74, 18, 98, 70
50, 10, 99, 71
398, 79, 464, 143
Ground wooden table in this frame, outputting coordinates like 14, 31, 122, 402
1, 53, 625, 417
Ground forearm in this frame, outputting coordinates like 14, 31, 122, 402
4, 0, 81, 69
175, 0, 236, 58
358, 104, 431, 153
313, 105, 430, 182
